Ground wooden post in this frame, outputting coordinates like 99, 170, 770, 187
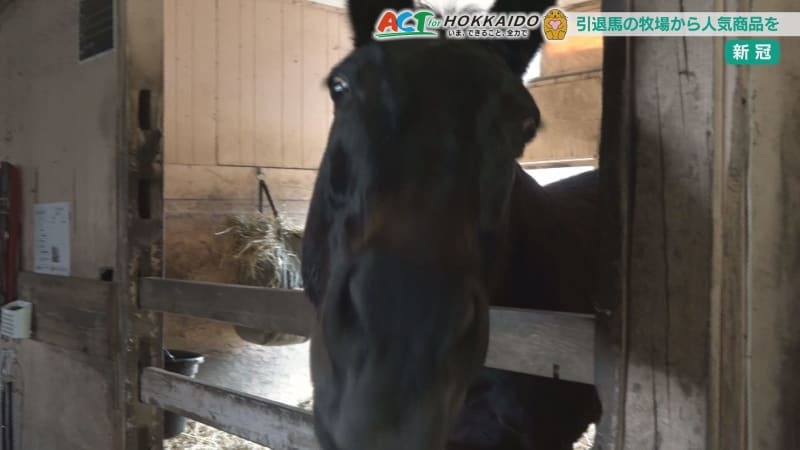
592, 0, 631, 446
716, 6, 800, 447
594, 1, 721, 448
114, 0, 166, 448
620, 1, 716, 448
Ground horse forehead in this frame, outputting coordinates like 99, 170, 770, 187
344, 40, 496, 81
390, 41, 498, 73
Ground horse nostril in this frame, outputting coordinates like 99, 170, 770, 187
336, 280, 358, 327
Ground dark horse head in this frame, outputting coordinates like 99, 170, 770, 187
302, 1, 554, 449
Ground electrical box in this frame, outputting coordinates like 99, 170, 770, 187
0, 300, 32, 339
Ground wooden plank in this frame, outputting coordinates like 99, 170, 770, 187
174, 0, 194, 165
337, 8, 352, 62
15, 339, 115, 449
164, 0, 178, 164
714, 28, 749, 450
139, 278, 595, 383
163, 164, 315, 205
140, 367, 319, 450
16, 272, 114, 359
262, 167, 317, 201
520, 73, 601, 164
281, 0, 304, 168
539, 36, 603, 78
164, 198, 259, 215
167, 0, 346, 169
744, 35, 800, 450
217, 0, 242, 165
591, 1, 630, 448
164, 164, 258, 200
139, 277, 315, 337
119, 0, 167, 446
301, 5, 330, 169
238, 0, 257, 166
190, 0, 218, 165
254, 0, 284, 167
17, 271, 113, 314
32, 304, 111, 359
485, 308, 594, 383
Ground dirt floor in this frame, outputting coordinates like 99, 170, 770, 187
165, 315, 313, 405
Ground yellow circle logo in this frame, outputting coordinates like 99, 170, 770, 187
543, 8, 568, 41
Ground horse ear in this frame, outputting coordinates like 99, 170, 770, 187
347, 0, 416, 47
485, 0, 556, 76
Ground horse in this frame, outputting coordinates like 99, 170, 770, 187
301, 1, 602, 448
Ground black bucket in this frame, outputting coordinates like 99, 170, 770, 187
163, 349, 205, 440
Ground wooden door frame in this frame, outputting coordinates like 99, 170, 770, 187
114, 0, 166, 448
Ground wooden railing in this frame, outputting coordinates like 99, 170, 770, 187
137, 277, 596, 448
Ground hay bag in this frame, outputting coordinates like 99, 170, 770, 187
218, 213, 308, 346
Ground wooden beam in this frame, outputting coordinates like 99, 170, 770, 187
139, 278, 595, 383
117, 0, 167, 447
139, 277, 315, 337
140, 367, 318, 450
17, 272, 114, 360
485, 308, 594, 383
18, 271, 113, 314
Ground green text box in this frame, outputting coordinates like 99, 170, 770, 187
726, 39, 781, 65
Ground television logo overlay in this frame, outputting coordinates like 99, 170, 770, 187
372, 9, 799, 59
373, 8, 544, 41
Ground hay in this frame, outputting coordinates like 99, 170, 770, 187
164, 420, 268, 450
217, 213, 308, 345
164, 415, 590, 450
217, 213, 304, 289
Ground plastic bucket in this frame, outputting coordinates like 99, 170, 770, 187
162, 349, 205, 439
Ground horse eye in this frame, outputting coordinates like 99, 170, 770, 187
329, 75, 350, 100
522, 116, 539, 142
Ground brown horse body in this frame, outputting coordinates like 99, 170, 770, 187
449, 167, 601, 450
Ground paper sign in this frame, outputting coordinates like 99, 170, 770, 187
33, 202, 71, 276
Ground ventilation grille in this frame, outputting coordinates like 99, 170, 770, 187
79, 0, 114, 61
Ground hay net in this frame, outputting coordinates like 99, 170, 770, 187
217, 213, 304, 290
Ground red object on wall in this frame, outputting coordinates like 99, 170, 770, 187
0, 162, 22, 304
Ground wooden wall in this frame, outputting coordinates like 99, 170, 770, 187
0, 0, 120, 448
161, 2, 604, 280
164, 165, 314, 282
163, 1, 603, 171
163, 0, 349, 285
163, 0, 602, 169
521, 66, 602, 164
0, 6, 118, 279
623, 21, 714, 448
595, 0, 800, 449
164, 0, 350, 169
519, 1, 603, 164
725, 7, 800, 447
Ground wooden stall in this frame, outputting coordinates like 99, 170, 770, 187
0, 0, 798, 448
160, 0, 604, 290
594, 0, 800, 449
0, 0, 123, 448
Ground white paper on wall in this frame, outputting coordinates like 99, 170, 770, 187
33, 202, 71, 276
